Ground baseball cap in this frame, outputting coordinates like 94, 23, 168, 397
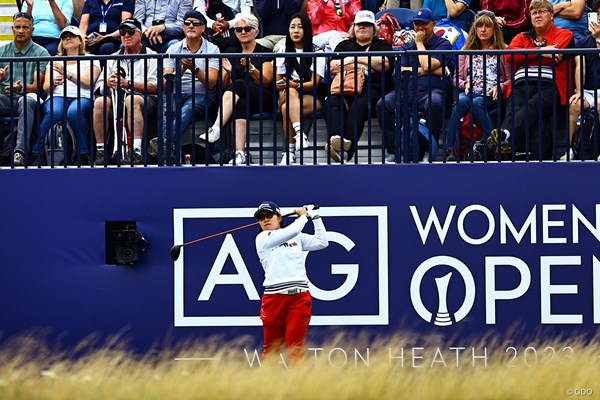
60, 25, 84, 39
119, 18, 142, 31
183, 10, 207, 26
354, 10, 376, 25
413, 8, 435, 23
254, 201, 282, 219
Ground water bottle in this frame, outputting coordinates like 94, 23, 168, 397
56, 131, 63, 148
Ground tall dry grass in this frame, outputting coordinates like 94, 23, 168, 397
0, 331, 598, 400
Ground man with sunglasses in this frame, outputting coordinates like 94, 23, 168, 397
149, 10, 220, 164
92, 18, 158, 165
0, 12, 49, 166
134, 0, 192, 53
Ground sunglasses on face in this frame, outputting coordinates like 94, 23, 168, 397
257, 211, 275, 221
119, 29, 137, 36
235, 26, 254, 33
184, 19, 204, 26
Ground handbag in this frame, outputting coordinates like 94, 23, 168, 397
330, 67, 366, 96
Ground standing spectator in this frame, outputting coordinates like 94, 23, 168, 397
36, 26, 101, 165
376, 8, 451, 162
276, 12, 326, 165
552, 0, 588, 40
325, 10, 393, 163
0, 12, 49, 166
92, 18, 158, 165
307, 0, 362, 51
486, 0, 581, 160
445, 10, 511, 161
480, 0, 532, 43
22, 0, 73, 56
198, 13, 275, 165
422, 0, 473, 32
255, 0, 304, 52
149, 10, 220, 163
192, 0, 253, 52
79, 0, 135, 55
134, 0, 192, 53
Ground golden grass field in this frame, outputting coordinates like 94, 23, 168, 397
0, 331, 598, 400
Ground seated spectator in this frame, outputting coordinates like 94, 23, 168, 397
149, 10, 220, 163
134, 0, 192, 53
422, 0, 473, 32
192, 0, 253, 53
276, 12, 326, 165
0, 12, 49, 166
552, 0, 588, 40
79, 0, 135, 55
481, 0, 532, 43
307, 0, 362, 51
382, 0, 423, 10
376, 7, 451, 162
485, 0, 581, 160
92, 18, 158, 165
255, 0, 304, 52
22, 0, 73, 56
325, 10, 393, 163
445, 10, 511, 161
198, 13, 275, 165
35, 26, 101, 165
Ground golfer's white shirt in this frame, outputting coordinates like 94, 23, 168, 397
255, 215, 328, 289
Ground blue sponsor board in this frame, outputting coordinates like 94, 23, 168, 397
0, 164, 599, 352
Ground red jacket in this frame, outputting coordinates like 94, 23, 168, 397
481, 0, 532, 31
506, 25, 575, 105
307, 0, 362, 36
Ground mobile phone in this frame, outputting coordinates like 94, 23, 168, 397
276, 79, 285, 85
86, 32, 96, 39
588, 12, 598, 31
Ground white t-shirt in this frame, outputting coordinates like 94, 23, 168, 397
47, 58, 101, 99
276, 47, 326, 81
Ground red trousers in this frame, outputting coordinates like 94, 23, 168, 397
260, 292, 312, 363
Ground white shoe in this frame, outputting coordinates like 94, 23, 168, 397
228, 151, 246, 165
559, 148, 574, 161
330, 135, 351, 152
294, 131, 309, 151
199, 126, 220, 143
280, 152, 296, 165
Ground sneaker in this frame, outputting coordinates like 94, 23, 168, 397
13, 151, 25, 166
330, 135, 351, 153
228, 150, 246, 165
94, 149, 105, 165
294, 131, 310, 151
280, 152, 296, 165
124, 150, 143, 165
487, 129, 507, 150
385, 152, 398, 163
559, 148, 575, 161
199, 126, 220, 143
445, 149, 457, 162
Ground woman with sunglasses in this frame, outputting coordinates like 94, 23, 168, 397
35, 26, 101, 165
276, 12, 326, 165
199, 13, 275, 165
79, 0, 135, 55
445, 10, 511, 161
254, 201, 327, 364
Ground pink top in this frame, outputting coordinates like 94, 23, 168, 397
307, 0, 362, 36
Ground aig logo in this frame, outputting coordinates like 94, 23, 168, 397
173, 206, 389, 327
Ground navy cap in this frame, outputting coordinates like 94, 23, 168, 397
119, 18, 142, 30
183, 10, 207, 26
254, 201, 281, 219
413, 8, 435, 23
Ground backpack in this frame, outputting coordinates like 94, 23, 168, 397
571, 107, 599, 160
45, 121, 77, 166
376, 13, 402, 45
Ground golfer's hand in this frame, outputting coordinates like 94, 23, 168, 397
303, 204, 319, 219
295, 207, 308, 218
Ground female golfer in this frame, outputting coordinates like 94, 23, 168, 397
254, 201, 328, 363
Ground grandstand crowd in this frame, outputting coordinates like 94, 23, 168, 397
0, 0, 599, 166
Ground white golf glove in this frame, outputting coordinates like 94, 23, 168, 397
304, 204, 319, 219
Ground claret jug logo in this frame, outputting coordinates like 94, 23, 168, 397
173, 206, 389, 327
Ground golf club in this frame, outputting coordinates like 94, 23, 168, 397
170, 206, 320, 261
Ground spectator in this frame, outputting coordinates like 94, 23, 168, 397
79, 0, 135, 55
480, 0, 532, 43
134, 0, 192, 53
382, 0, 423, 10
149, 10, 220, 163
376, 7, 451, 162
276, 12, 326, 165
35, 26, 101, 165
198, 13, 274, 165
0, 12, 49, 166
255, 0, 304, 52
485, 0, 581, 160
325, 10, 393, 163
307, 0, 362, 51
192, 0, 253, 52
22, 0, 73, 56
422, 0, 473, 32
445, 10, 511, 161
92, 18, 158, 165
552, 0, 588, 40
